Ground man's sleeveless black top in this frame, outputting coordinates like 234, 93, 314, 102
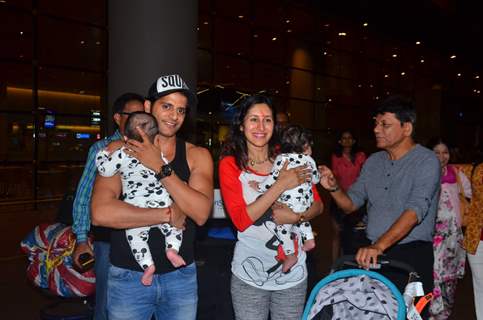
110, 138, 195, 274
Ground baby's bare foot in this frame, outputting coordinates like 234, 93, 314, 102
302, 239, 316, 252
141, 264, 155, 286
282, 254, 298, 273
166, 248, 186, 268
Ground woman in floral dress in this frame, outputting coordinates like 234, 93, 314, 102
429, 138, 472, 319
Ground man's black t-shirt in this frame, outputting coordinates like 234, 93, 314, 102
110, 138, 195, 274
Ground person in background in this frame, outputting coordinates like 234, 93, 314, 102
330, 130, 367, 261
71, 93, 145, 320
275, 110, 290, 131
463, 143, 483, 320
427, 137, 472, 320
219, 95, 323, 320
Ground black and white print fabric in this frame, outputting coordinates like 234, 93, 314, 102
95, 148, 183, 270
308, 274, 399, 320
257, 153, 320, 255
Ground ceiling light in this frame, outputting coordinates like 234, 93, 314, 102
203, 21, 209, 25
287, 29, 292, 33
316, 87, 321, 91
392, 54, 398, 58
450, 55, 456, 59
19, 31, 24, 35
457, 73, 462, 77
238, 15, 244, 19
415, 41, 421, 45
323, 51, 327, 55
285, 81, 290, 85
324, 24, 330, 28
253, 34, 258, 38
420, 59, 425, 63
401, 72, 406, 76
272, 37, 277, 41
357, 84, 362, 88
286, 19, 291, 24
363, 22, 368, 27
96, 41, 101, 45
338, 32, 347, 36
384, 74, 389, 78
475, 75, 480, 79
328, 98, 332, 102
375, 96, 379, 100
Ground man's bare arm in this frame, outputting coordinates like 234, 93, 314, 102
356, 209, 418, 269
161, 145, 214, 226
91, 174, 171, 229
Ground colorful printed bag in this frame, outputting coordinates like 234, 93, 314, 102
20, 222, 95, 297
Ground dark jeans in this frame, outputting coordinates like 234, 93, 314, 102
379, 240, 434, 319
380, 240, 434, 294
331, 205, 368, 255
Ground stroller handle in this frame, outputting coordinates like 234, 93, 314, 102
331, 254, 416, 275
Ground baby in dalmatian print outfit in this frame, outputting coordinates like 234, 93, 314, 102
250, 124, 320, 273
95, 112, 185, 286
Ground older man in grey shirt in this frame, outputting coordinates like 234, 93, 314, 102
320, 95, 440, 297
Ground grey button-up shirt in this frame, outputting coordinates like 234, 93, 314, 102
348, 144, 440, 244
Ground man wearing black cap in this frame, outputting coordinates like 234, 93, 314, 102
91, 74, 214, 320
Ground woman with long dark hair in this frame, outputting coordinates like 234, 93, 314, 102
329, 130, 367, 261
218, 95, 323, 320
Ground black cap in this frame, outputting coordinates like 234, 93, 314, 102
146, 74, 197, 108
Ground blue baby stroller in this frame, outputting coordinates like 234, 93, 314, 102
302, 255, 428, 320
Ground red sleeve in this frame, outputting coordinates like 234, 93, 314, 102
312, 184, 322, 202
218, 156, 254, 231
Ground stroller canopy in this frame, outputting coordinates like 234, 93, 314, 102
304, 269, 405, 320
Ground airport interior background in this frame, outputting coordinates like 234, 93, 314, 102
0, 0, 482, 319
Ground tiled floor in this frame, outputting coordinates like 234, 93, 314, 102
0, 207, 477, 319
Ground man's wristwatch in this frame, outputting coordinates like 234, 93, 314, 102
155, 164, 173, 181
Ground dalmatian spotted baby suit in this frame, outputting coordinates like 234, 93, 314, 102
257, 153, 320, 256
95, 147, 182, 270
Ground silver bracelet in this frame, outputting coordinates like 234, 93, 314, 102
328, 185, 340, 193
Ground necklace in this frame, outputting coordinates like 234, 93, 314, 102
249, 157, 269, 167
